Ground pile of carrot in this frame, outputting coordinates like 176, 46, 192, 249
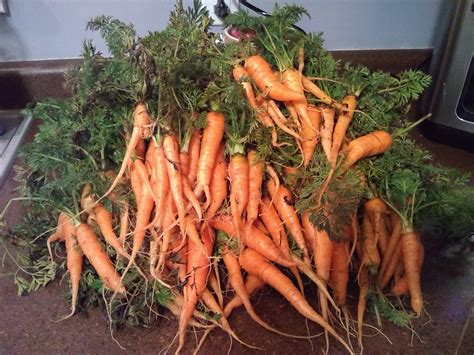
42, 50, 431, 354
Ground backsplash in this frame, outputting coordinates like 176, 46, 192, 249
0, 0, 450, 62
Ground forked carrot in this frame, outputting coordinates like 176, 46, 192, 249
210, 214, 294, 267
222, 248, 312, 339
176, 225, 215, 353
156, 192, 176, 275
342, 131, 393, 172
123, 160, 155, 278
320, 107, 335, 161
364, 198, 388, 257
266, 178, 309, 263
163, 134, 186, 235
361, 213, 380, 268
49, 213, 83, 321
301, 105, 321, 166
328, 95, 357, 167
194, 112, 225, 209
233, 65, 258, 109
245, 55, 305, 102
282, 68, 317, 132
204, 144, 227, 223
392, 241, 424, 296
75, 222, 125, 294
260, 197, 304, 292
93, 203, 130, 259
100, 102, 152, 201
302, 76, 342, 109
266, 99, 303, 141
224, 274, 265, 317
239, 248, 353, 353
47, 212, 67, 260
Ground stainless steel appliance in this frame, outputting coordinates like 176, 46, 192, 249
425, 0, 474, 140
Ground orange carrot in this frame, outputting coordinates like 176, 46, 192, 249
245, 55, 305, 102
342, 131, 393, 172
93, 203, 130, 259
330, 240, 350, 306
233, 65, 278, 140
224, 274, 265, 317
222, 248, 309, 338
364, 198, 388, 257
302, 76, 342, 109
187, 129, 201, 187
182, 175, 202, 221
204, 144, 227, 222
135, 137, 146, 160
314, 227, 334, 349
62, 216, 83, 319
357, 266, 369, 349
301, 105, 321, 166
320, 107, 335, 161
47, 212, 67, 260
210, 214, 294, 267
200, 288, 259, 350
401, 231, 423, 314
282, 68, 317, 132
75, 222, 125, 294
246, 150, 264, 229
301, 212, 317, 254
233, 65, 258, 109
49, 213, 83, 320
125, 160, 155, 276
150, 138, 169, 229
118, 202, 129, 246
179, 151, 190, 179
101, 102, 152, 200
194, 112, 225, 209
229, 153, 249, 237
379, 240, 402, 289
260, 197, 304, 292
285, 101, 299, 123
267, 178, 309, 263
282, 166, 299, 186
392, 241, 424, 295
328, 95, 357, 167
239, 248, 352, 353
266, 99, 303, 141
163, 134, 186, 235
177, 225, 215, 352
156, 192, 176, 275
379, 213, 402, 279
362, 213, 381, 268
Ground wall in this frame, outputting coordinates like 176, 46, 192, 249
0, 0, 447, 62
